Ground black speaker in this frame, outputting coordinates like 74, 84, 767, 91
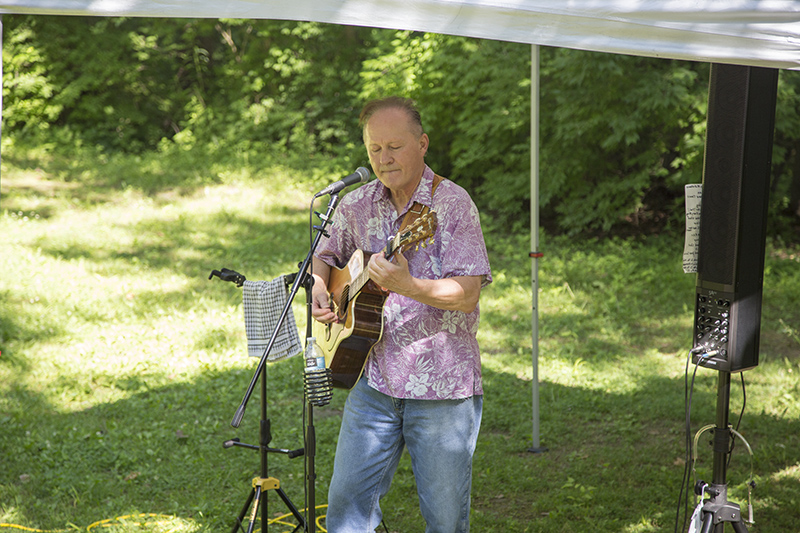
692, 64, 778, 373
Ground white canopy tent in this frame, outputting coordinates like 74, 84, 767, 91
2, 1, 799, 451
2, 1, 800, 69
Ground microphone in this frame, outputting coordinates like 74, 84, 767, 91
314, 167, 370, 197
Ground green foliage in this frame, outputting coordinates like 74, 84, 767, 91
359, 33, 533, 232
2, 15, 800, 238
539, 50, 709, 234
2, 17, 193, 151
1, 22, 62, 136
770, 71, 800, 240
359, 30, 436, 98
2, 17, 368, 161
417, 37, 533, 233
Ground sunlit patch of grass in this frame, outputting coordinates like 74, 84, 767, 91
2, 150, 800, 532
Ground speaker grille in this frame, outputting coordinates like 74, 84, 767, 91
697, 65, 749, 286
692, 64, 778, 373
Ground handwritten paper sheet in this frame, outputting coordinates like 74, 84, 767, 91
683, 184, 702, 273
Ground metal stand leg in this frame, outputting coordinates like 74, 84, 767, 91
232, 477, 305, 533
225, 358, 306, 533
696, 372, 749, 533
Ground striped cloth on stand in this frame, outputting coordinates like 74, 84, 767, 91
242, 276, 302, 361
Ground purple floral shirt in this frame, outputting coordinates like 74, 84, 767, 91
315, 166, 492, 400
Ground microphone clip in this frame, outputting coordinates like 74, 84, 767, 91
209, 268, 247, 287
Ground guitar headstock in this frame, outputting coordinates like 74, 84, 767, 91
386, 211, 438, 260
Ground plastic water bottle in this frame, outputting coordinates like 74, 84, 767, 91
304, 337, 332, 406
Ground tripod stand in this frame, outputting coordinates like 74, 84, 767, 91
215, 191, 342, 533
209, 269, 306, 533
227, 383, 307, 533
692, 371, 753, 533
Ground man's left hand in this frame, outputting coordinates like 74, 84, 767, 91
368, 250, 411, 295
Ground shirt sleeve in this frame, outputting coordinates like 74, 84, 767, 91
433, 183, 493, 286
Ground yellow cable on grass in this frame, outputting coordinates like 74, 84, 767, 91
2, 514, 183, 533
0, 524, 68, 533
1, 506, 329, 533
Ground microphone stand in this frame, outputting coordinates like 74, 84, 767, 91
226, 191, 341, 533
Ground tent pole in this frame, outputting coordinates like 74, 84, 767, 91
528, 44, 547, 454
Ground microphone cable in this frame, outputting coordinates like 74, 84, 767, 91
674, 348, 706, 533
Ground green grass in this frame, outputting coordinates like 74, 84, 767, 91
2, 146, 799, 532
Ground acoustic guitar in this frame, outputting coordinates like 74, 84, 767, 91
314, 211, 438, 389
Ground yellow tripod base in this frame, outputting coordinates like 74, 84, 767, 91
252, 477, 280, 491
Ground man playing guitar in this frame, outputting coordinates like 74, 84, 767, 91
311, 96, 492, 533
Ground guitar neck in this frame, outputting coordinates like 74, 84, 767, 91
346, 224, 421, 298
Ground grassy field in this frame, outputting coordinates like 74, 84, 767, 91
1, 146, 799, 532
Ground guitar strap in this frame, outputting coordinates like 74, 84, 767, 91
398, 173, 445, 233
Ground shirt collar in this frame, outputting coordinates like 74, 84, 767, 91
376, 165, 434, 216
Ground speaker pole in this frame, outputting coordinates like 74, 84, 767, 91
693, 371, 747, 533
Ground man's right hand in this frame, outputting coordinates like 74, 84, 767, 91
310, 258, 339, 324
311, 281, 338, 324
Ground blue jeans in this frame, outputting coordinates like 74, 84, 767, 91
325, 378, 483, 533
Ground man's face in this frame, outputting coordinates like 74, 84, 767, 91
363, 107, 429, 199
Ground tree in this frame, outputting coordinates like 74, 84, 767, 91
3, 16, 798, 237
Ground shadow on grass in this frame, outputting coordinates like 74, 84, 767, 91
469, 366, 800, 532
1, 355, 327, 531
2, 145, 229, 205
0, 289, 67, 374
3, 348, 800, 532
481, 232, 799, 375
